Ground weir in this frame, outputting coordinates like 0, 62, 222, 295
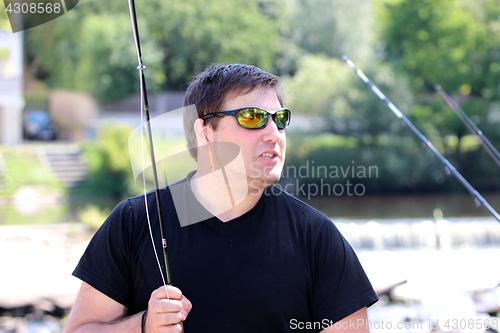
334, 217, 500, 251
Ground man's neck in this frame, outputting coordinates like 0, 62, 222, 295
189, 171, 264, 223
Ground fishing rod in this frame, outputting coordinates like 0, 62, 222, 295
435, 84, 500, 169
342, 55, 500, 222
127, 0, 172, 286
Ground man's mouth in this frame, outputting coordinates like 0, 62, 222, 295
262, 153, 275, 159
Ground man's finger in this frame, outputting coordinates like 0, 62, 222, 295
152, 311, 184, 326
161, 323, 183, 333
151, 285, 183, 301
180, 295, 192, 321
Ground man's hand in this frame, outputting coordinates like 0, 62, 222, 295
63, 282, 192, 333
145, 285, 192, 333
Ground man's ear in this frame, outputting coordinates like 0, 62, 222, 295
193, 118, 210, 146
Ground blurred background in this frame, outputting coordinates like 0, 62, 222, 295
1, 0, 500, 332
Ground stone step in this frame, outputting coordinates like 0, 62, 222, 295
36, 144, 89, 188
58, 179, 86, 188
50, 164, 88, 171
45, 156, 83, 163
53, 171, 88, 180
44, 150, 82, 157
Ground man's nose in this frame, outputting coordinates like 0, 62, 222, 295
262, 116, 283, 142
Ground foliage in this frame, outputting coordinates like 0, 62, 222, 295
24, 7, 163, 103
377, 0, 500, 131
0, 146, 63, 195
78, 203, 111, 231
21, 0, 500, 196
128, 134, 196, 190
286, 54, 414, 140
289, 0, 377, 62
0, 48, 8, 60
73, 14, 164, 102
0, 205, 70, 225
0, 4, 10, 31
378, 0, 487, 92
80, 124, 140, 199
375, 0, 500, 193
142, 0, 284, 89
80, 124, 195, 199
23, 0, 285, 101
284, 131, 499, 195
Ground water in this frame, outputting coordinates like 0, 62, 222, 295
334, 217, 500, 333
335, 217, 500, 250
304, 193, 500, 220
1, 193, 500, 332
2, 192, 499, 225
0, 197, 116, 226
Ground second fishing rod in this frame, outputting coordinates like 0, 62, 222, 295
435, 84, 500, 169
342, 55, 500, 223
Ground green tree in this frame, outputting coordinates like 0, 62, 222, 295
141, 0, 284, 90
24, 1, 163, 103
24, 0, 285, 101
286, 53, 414, 141
377, 0, 500, 191
81, 124, 139, 199
284, 54, 451, 194
74, 14, 164, 102
379, 0, 492, 94
289, 0, 377, 62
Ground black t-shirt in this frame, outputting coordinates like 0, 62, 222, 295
73, 174, 378, 332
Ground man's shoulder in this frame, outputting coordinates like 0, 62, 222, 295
104, 185, 178, 228
127, 177, 185, 206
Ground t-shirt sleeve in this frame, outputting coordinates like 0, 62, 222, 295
310, 218, 378, 325
72, 199, 135, 306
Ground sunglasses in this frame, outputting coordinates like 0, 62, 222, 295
201, 107, 291, 130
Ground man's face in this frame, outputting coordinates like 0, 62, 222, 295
207, 87, 286, 190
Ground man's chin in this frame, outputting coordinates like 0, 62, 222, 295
248, 174, 281, 190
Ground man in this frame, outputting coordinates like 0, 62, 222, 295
63, 64, 378, 333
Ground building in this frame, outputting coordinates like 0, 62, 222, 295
0, 26, 24, 144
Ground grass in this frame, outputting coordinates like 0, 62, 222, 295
0, 145, 65, 196
0, 204, 70, 225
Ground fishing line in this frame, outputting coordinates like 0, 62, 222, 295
140, 79, 169, 299
127, 0, 172, 297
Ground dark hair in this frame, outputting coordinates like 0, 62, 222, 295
183, 63, 285, 160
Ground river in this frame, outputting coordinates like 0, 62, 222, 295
1, 193, 500, 333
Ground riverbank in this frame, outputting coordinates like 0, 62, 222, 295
0, 223, 91, 309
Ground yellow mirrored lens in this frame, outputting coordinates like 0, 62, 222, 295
274, 110, 289, 129
237, 109, 268, 128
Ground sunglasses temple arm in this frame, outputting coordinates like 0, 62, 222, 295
343, 55, 500, 223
